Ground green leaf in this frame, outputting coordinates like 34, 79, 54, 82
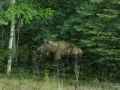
97, 14, 117, 20
0, 19, 8, 25
90, 0, 103, 3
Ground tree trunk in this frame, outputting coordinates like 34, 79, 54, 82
7, 0, 15, 75
15, 18, 20, 65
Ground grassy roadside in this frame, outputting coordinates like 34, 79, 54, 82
0, 75, 119, 90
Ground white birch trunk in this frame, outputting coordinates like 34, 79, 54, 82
7, 0, 15, 75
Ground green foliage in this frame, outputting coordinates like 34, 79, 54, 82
4, 2, 54, 24
90, 0, 104, 3
0, 0, 120, 82
0, 20, 8, 25
52, 0, 120, 81
0, 25, 9, 72
16, 0, 120, 82
0, 0, 9, 25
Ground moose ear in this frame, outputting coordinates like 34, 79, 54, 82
43, 39, 48, 43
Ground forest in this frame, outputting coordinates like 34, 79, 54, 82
0, 0, 120, 90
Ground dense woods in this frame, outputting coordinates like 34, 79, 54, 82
0, 0, 120, 83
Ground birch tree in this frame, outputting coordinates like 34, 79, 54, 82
7, 0, 15, 75
5, 0, 54, 75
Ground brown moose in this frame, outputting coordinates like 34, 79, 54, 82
37, 39, 82, 90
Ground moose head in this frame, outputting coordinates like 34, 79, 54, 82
37, 39, 58, 55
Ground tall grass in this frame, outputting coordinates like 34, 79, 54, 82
0, 74, 119, 90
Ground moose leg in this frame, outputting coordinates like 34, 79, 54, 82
54, 53, 62, 77
74, 59, 79, 90
61, 60, 66, 81
55, 60, 61, 78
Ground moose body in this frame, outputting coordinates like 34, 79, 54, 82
37, 40, 71, 61
37, 40, 82, 90
37, 40, 82, 61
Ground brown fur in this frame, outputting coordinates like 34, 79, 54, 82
71, 47, 82, 60
37, 40, 70, 61
37, 40, 83, 61
61, 47, 82, 61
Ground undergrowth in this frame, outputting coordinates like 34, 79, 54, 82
0, 73, 120, 90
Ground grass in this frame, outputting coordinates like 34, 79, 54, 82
0, 75, 120, 90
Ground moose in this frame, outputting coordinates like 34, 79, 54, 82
37, 39, 82, 90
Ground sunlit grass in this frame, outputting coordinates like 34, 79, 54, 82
0, 75, 119, 90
